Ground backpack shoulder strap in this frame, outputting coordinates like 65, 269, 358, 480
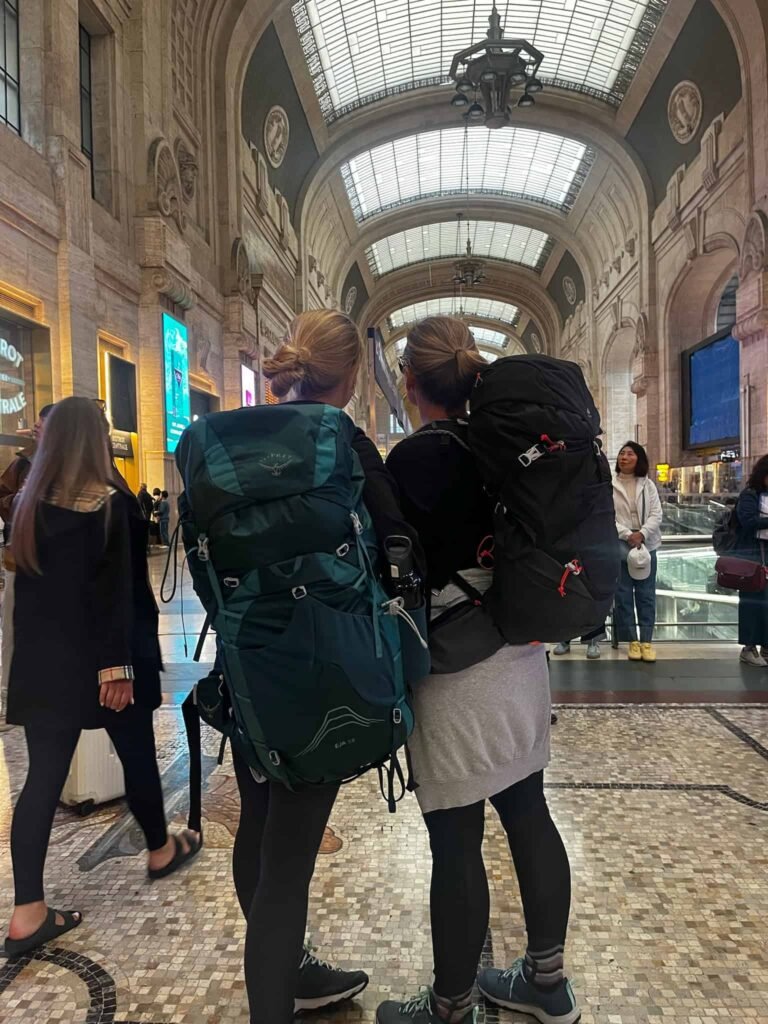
418, 419, 471, 453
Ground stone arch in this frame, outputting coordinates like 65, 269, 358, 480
601, 325, 638, 462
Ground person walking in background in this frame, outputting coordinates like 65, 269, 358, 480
613, 442, 663, 662
0, 404, 54, 729
136, 482, 154, 521
735, 454, 768, 666
155, 490, 170, 546
383, 316, 577, 1024
2, 398, 201, 958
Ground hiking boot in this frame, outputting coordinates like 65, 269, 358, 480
376, 989, 476, 1023
478, 960, 580, 1024
641, 643, 656, 663
295, 945, 369, 1011
586, 641, 601, 660
627, 641, 642, 661
740, 646, 768, 668
552, 642, 570, 656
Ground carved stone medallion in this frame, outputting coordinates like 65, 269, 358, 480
668, 81, 703, 144
344, 287, 358, 315
176, 140, 199, 203
264, 106, 290, 169
562, 276, 577, 306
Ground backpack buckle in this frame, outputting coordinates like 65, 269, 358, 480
268, 751, 281, 766
519, 445, 545, 468
197, 535, 210, 561
392, 708, 402, 725
292, 586, 308, 600
223, 577, 240, 588
336, 543, 350, 558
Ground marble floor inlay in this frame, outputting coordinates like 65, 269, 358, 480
1, 701, 767, 1024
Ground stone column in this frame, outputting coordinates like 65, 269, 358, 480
734, 210, 768, 469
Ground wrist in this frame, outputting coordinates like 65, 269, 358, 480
99, 665, 134, 685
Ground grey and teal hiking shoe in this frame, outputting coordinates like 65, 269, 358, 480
376, 989, 477, 1023
478, 960, 580, 1024
295, 944, 368, 1012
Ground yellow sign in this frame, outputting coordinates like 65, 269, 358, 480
656, 463, 670, 483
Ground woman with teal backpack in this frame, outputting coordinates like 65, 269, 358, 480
183, 310, 423, 1024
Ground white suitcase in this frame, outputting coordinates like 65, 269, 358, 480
61, 729, 126, 815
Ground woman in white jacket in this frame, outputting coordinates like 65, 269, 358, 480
612, 442, 663, 662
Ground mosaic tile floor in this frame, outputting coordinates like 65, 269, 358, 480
1, 701, 767, 1024
2, 563, 767, 1023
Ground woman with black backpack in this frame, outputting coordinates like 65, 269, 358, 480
735, 454, 768, 666
381, 316, 578, 1024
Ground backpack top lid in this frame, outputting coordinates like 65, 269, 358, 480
470, 354, 601, 435
175, 402, 361, 515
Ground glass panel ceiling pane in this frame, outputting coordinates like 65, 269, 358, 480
342, 126, 591, 221
388, 297, 520, 329
469, 326, 509, 349
367, 221, 552, 277
292, 1, 667, 119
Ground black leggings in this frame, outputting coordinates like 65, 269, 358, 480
11, 710, 168, 905
232, 750, 339, 1024
424, 771, 571, 996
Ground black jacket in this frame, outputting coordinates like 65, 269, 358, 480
386, 420, 491, 590
7, 487, 162, 729
735, 487, 768, 561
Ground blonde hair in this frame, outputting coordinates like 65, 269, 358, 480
403, 316, 487, 412
263, 310, 363, 400
12, 397, 113, 574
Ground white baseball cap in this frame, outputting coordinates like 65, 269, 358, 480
627, 544, 652, 581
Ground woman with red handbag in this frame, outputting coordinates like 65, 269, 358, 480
735, 454, 768, 666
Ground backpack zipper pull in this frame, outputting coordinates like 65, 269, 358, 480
350, 512, 364, 535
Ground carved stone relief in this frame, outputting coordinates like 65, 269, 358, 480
264, 106, 290, 169
344, 287, 358, 315
231, 238, 254, 301
562, 276, 577, 306
740, 210, 768, 279
668, 81, 703, 144
176, 140, 199, 203
151, 269, 195, 309
149, 137, 186, 232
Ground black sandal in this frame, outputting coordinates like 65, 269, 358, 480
4, 907, 82, 958
147, 830, 203, 881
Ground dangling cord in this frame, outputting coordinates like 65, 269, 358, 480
385, 600, 429, 650
353, 514, 383, 658
160, 522, 181, 604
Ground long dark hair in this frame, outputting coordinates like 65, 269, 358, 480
615, 441, 649, 478
13, 398, 113, 573
747, 454, 768, 492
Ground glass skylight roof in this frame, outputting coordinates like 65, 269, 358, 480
387, 297, 520, 330
292, 1, 667, 120
342, 126, 591, 221
469, 326, 510, 350
367, 221, 552, 278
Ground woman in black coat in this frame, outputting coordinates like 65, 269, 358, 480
735, 453, 768, 666
3, 398, 201, 958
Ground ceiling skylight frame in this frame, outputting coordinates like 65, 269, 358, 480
366, 221, 555, 278
342, 126, 595, 223
291, 1, 669, 122
387, 296, 521, 331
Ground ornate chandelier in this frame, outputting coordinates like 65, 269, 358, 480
449, 4, 544, 128
453, 215, 486, 291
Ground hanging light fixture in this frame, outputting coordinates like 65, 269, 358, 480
448, 4, 544, 129
452, 214, 486, 317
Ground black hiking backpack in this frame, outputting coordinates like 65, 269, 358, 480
467, 354, 620, 643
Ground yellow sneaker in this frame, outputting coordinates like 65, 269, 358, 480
628, 641, 643, 660
641, 643, 657, 663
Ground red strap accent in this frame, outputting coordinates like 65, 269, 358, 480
557, 559, 583, 597
540, 434, 566, 453
476, 535, 495, 569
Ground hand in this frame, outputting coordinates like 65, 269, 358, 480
100, 680, 134, 712
628, 532, 645, 549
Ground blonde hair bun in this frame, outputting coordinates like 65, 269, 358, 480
263, 311, 362, 401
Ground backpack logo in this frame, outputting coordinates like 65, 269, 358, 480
258, 452, 295, 477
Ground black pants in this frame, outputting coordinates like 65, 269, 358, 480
423, 770, 571, 996
232, 750, 339, 1024
11, 709, 168, 905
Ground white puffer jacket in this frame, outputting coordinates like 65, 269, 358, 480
612, 475, 663, 553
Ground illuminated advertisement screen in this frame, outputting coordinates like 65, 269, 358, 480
163, 313, 191, 452
241, 364, 256, 407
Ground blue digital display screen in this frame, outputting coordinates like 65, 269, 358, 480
163, 313, 191, 452
688, 333, 739, 447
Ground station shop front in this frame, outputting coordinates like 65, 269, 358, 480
0, 308, 53, 485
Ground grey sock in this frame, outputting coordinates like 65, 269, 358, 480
524, 945, 565, 989
432, 986, 474, 1022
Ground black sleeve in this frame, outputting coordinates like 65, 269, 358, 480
93, 494, 134, 673
351, 429, 426, 577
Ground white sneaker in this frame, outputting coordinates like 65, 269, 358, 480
552, 642, 571, 656
586, 641, 601, 660
740, 646, 767, 667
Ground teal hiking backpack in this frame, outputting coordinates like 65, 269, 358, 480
175, 403, 426, 811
